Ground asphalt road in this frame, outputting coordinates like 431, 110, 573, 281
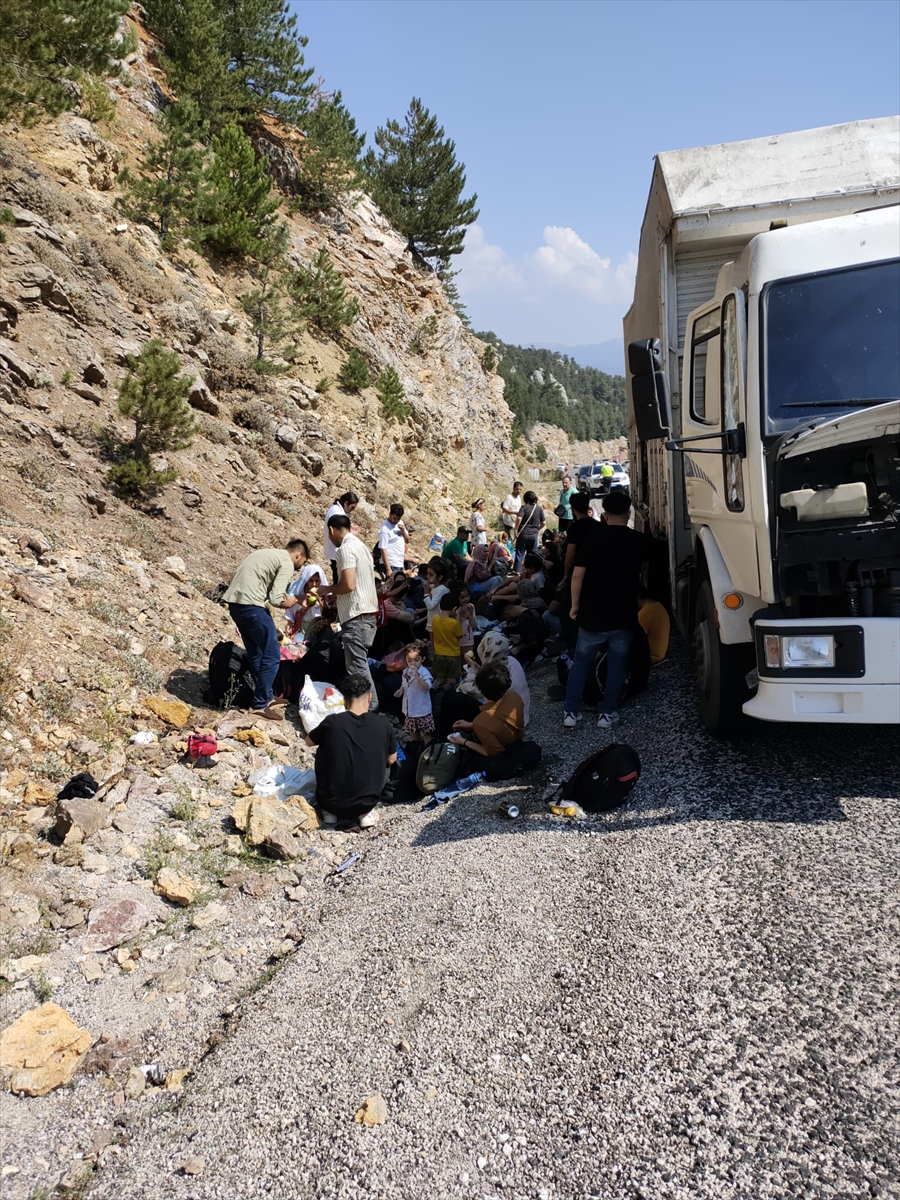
93, 639, 900, 1200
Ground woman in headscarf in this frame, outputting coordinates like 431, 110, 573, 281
464, 543, 492, 594
476, 629, 530, 726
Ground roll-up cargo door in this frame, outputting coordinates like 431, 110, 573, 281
674, 243, 746, 349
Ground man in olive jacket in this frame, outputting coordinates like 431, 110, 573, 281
222, 540, 308, 718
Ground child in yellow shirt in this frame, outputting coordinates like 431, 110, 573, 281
430, 593, 463, 688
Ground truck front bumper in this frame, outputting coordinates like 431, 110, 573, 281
743, 617, 900, 724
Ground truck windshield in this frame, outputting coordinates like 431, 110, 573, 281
763, 258, 900, 434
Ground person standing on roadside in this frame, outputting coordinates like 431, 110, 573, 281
500, 481, 523, 537
512, 490, 545, 571
222, 540, 310, 719
563, 491, 650, 731
324, 491, 359, 584
377, 502, 411, 576
556, 475, 578, 533
325, 513, 380, 708
470, 498, 488, 546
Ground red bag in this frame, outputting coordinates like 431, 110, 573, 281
187, 734, 218, 759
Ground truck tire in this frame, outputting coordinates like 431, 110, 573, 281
692, 580, 753, 735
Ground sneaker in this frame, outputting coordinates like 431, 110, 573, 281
358, 810, 379, 829
597, 712, 619, 729
563, 712, 581, 728
320, 810, 338, 826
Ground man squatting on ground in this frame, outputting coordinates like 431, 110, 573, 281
306, 673, 397, 829
325, 513, 381, 709
222, 540, 310, 719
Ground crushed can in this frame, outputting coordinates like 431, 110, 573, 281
498, 801, 520, 819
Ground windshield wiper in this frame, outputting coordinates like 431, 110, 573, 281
780, 398, 900, 408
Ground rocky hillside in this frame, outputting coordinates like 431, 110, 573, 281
0, 18, 524, 1190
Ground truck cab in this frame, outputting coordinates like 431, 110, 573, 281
623, 119, 900, 732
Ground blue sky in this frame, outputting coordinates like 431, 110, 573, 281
291, 0, 899, 348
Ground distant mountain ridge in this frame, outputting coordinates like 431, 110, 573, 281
477, 333, 626, 443
535, 339, 625, 377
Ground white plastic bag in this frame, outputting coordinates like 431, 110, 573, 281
249, 764, 316, 802
297, 678, 345, 734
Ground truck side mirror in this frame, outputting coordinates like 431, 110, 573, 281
628, 338, 671, 441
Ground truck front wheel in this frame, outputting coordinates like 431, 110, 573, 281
693, 580, 753, 735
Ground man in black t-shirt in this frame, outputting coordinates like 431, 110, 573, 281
563, 492, 650, 730
307, 674, 397, 828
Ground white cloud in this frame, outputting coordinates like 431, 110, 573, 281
458, 224, 636, 309
456, 225, 523, 294
529, 227, 636, 305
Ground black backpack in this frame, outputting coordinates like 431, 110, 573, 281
561, 743, 641, 813
556, 625, 651, 707
204, 641, 256, 710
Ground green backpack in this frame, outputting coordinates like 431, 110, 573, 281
415, 741, 461, 794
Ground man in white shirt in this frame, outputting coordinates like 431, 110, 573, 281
500, 481, 523, 533
376, 503, 411, 575
326, 513, 381, 709
323, 491, 360, 583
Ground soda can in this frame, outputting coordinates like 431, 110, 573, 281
498, 801, 519, 819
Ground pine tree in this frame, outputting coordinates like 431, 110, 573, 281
294, 90, 365, 213
223, 0, 314, 126
338, 349, 370, 392
197, 123, 280, 258
118, 100, 207, 247
438, 262, 470, 327
364, 98, 479, 266
108, 339, 196, 494
0, 0, 128, 124
375, 365, 410, 423
146, 0, 314, 131
289, 246, 359, 337
239, 222, 296, 370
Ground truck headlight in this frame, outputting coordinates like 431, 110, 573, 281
765, 634, 835, 669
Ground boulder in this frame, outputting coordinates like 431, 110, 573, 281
189, 901, 227, 930
246, 794, 284, 847
83, 360, 108, 387
284, 795, 321, 832
205, 956, 236, 984
3, 954, 53, 984
209, 309, 238, 333
154, 867, 196, 906
275, 424, 299, 451
53, 796, 110, 842
143, 696, 191, 728
0, 338, 37, 387
161, 555, 187, 579
82, 897, 157, 952
0, 1003, 93, 1096
186, 375, 220, 416
70, 382, 104, 405
12, 576, 53, 611
262, 826, 304, 861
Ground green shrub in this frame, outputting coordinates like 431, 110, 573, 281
289, 246, 359, 337
338, 348, 370, 392
80, 75, 117, 125
0, 206, 14, 243
315, 375, 332, 394
375, 365, 411, 423
107, 339, 195, 497
534, 442, 548, 463
481, 344, 496, 373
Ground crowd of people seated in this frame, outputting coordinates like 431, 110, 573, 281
220, 480, 670, 828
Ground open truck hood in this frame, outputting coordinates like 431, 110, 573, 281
778, 400, 900, 459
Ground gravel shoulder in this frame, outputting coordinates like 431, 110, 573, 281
52, 642, 900, 1198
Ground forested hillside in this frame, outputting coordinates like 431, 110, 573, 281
478, 333, 626, 444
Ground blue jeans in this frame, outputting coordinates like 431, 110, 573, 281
229, 603, 281, 710
564, 626, 633, 716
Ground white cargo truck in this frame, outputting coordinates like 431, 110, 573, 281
623, 118, 900, 732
